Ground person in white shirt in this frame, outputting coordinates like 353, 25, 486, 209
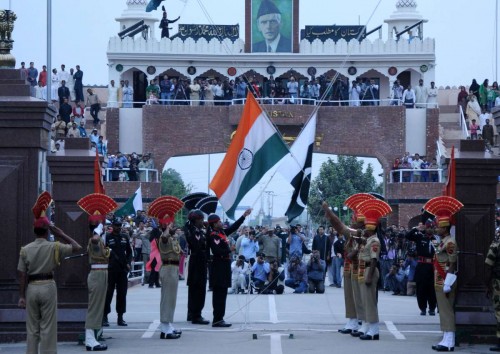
57, 64, 70, 86
229, 256, 248, 294
66, 68, 76, 101
478, 108, 490, 130
107, 80, 119, 108
414, 79, 428, 108
411, 153, 424, 182
403, 85, 416, 108
427, 81, 438, 108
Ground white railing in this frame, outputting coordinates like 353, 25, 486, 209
128, 261, 145, 284
105, 168, 158, 182
389, 168, 443, 183
458, 105, 470, 139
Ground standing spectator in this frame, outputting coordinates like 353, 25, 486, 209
457, 86, 468, 115
470, 119, 480, 140
259, 227, 281, 265
479, 79, 489, 110
411, 153, 424, 182
203, 79, 213, 105
404, 252, 418, 296
349, 80, 361, 106
466, 93, 481, 125
488, 81, 499, 111
222, 79, 233, 106
414, 79, 428, 108
146, 79, 160, 102
312, 225, 331, 268
74, 65, 84, 102
159, 75, 171, 105
380, 230, 396, 290
287, 225, 305, 259
482, 119, 495, 149
138, 154, 153, 181
427, 81, 438, 108
38, 65, 47, 87
117, 80, 125, 107
287, 76, 298, 103
309, 79, 320, 103
122, 80, 134, 108
300, 79, 311, 104
275, 225, 289, 266
138, 223, 151, 283
103, 217, 133, 327
128, 159, 139, 181
285, 255, 308, 293
391, 80, 403, 106
207, 209, 252, 327
362, 79, 379, 106
107, 80, 118, 108
331, 233, 345, 288
57, 80, 70, 106
240, 229, 259, 261
59, 97, 72, 124
212, 80, 224, 105
66, 68, 76, 101
86, 89, 101, 128
235, 77, 247, 102
57, 64, 70, 84
403, 85, 416, 108
307, 250, 326, 293
35, 82, 47, 100
50, 68, 59, 103
19, 61, 28, 81
189, 79, 201, 106
27, 62, 38, 97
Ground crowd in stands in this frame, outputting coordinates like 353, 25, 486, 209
391, 152, 440, 183
460, 79, 499, 152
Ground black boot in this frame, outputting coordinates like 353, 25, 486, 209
117, 314, 127, 326
102, 316, 109, 327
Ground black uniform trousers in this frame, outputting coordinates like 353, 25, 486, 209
188, 281, 207, 320
415, 263, 436, 311
104, 270, 128, 316
212, 286, 228, 324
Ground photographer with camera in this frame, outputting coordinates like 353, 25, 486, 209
265, 260, 285, 294
230, 255, 248, 294
274, 225, 289, 265
251, 252, 270, 293
307, 250, 326, 293
285, 255, 308, 293
287, 225, 305, 260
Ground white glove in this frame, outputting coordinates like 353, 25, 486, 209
93, 223, 104, 236
443, 284, 451, 293
443, 273, 457, 293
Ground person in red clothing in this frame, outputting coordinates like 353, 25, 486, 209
38, 65, 47, 87
72, 101, 85, 124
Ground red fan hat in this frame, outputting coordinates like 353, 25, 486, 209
147, 196, 184, 225
78, 193, 118, 224
32, 191, 52, 229
423, 196, 463, 228
356, 199, 392, 231
344, 193, 376, 223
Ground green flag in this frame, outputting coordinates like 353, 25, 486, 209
115, 186, 142, 217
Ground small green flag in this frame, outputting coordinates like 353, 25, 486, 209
115, 186, 142, 217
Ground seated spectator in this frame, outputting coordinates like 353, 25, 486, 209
66, 122, 81, 138
59, 97, 72, 123
77, 120, 88, 138
230, 255, 248, 294
285, 256, 308, 294
384, 263, 407, 295
307, 250, 326, 294
251, 252, 270, 293
403, 252, 417, 296
263, 260, 284, 294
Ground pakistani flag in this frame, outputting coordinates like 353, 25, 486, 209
115, 185, 143, 217
210, 92, 289, 219
278, 112, 316, 223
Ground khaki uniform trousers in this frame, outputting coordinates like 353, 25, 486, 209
435, 285, 456, 332
26, 280, 57, 354
343, 269, 356, 319
160, 265, 179, 323
359, 268, 379, 323
85, 270, 108, 329
352, 272, 365, 321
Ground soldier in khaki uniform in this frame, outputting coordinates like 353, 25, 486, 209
17, 192, 82, 354
423, 196, 464, 352
485, 228, 500, 352
78, 193, 118, 351
323, 193, 385, 338
146, 196, 185, 339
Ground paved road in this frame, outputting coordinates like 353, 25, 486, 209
0, 281, 492, 353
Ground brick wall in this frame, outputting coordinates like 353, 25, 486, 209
104, 181, 160, 202
426, 108, 439, 159
106, 108, 119, 154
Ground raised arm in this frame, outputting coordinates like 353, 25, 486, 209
322, 201, 356, 236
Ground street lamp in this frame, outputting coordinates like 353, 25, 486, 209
333, 206, 348, 224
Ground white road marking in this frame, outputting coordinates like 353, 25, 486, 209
263, 333, 286, 354
268, 295, 279, 324
141, 319, 160, 338
384, 321, 406, 340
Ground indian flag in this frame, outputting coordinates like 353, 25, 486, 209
210, 92, 289, 219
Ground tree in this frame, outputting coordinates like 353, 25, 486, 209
307, 156, 383, 225
161, 168, 192, 225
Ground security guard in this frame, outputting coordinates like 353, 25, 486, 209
18, 192, 82, 354
485, 228, 500, 352
405, 219, 438, 316
78, 193, 118, 351
103, 217, 133, 327
423, 196, 464, 352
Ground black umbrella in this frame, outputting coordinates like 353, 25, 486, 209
369, 192, 385, 201
195, 196, 219, 215
181, 192, 209, 211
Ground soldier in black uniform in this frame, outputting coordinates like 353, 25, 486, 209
103, 217, 133, 327
184, 209, 210, 325
405, 219, 437, 316
207, 209, 251, 327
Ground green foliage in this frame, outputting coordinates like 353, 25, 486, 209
307, 156, 383, 225
161, 168, 192, 225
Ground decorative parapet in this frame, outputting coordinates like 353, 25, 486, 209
108, 36, 434, 56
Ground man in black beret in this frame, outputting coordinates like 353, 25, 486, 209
252, 0, 291, 53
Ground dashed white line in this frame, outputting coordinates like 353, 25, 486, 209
384, 321, 406, 340
263, 333, 286, 354
268, 295, 279, 324
141, 319, 160, 338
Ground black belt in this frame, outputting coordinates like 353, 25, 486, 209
418, 257, 433, 264
162, 260, 179, 265
213, 255, 231, 261
28, 273, 53, 282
